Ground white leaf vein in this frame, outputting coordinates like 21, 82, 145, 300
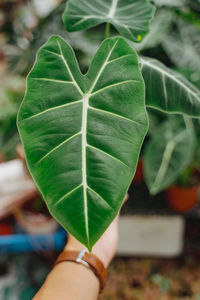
89, 106, 140, 125
87, 143, 130, 169
108, 0, 118, 18
55, 184, 83, 206
31, 78, 73, 84
56, 40, 84, 97
141, 58, 200, 101
36, 131, 81, 165
87, 186, 113, 209
90, 80, 139, 97
107, 54, 133, 64
23, 100, 83, 121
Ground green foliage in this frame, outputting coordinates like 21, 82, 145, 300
0, 75, 25, 159
143, 117, 195, 194
18, 35, 148, 249
0, 76, 24, 122
140, 57, 200, 117
63, 0, 155, 42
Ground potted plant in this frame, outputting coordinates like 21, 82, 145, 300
13, 197, 58, 234
167, 150, 200, 213
143, 114, 200, 212
167, 184, 199, 213
17, 0, 200, 251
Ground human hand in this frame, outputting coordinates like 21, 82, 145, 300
64, 193, 129, 268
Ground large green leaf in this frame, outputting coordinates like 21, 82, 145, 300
17, 36, 148, 250
62, 0, 155, 42
140, 57, 200, 117
143, 117, 195, 195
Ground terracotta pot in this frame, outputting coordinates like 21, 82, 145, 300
167, 185, 199, 213
133, 160, 144, 183
13, 207, 58, 234
0, 153, 4, 163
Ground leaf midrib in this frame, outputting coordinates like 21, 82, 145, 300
108, 0, 118, 18
81, 39, 119, 243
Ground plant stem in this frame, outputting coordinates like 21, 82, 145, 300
183, 115, 194, 132
105, 23, 111, 39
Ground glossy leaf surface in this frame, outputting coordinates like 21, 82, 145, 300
63, 0, 155, 42
140, 57, 200, 117
143, 118, 195, 195
18, 36, 148, 250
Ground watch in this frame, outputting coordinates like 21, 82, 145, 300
55, 249, 107, 293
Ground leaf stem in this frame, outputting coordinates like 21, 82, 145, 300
183, 115, 194, 132
105, 23, 111, 39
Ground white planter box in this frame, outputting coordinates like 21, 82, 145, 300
117, 215, 185, 257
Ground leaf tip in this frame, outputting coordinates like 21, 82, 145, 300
87, 245, 93, 253
150, 187, 158, 196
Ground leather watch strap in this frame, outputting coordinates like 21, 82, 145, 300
55, 250, 107, 293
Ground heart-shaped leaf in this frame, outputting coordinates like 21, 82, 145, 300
17, 36, 148, 250
143, 117, 195, 195
140, 57, 200, 117
62, 0, 155, 42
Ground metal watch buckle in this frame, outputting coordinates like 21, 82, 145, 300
76, 249, 89, 267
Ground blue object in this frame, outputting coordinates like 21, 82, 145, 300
0, 228, 67, 253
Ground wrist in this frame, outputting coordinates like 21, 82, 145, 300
64, 240, 108, 268
64, 237, 87, 254
56, 248, 107, 293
